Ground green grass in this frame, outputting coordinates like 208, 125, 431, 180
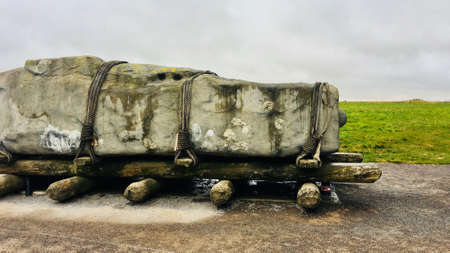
338, 101, 450, 164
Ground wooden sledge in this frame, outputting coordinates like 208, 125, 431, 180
0, 152, 380, 208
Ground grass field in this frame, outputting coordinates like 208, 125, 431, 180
338, 101, 450, 164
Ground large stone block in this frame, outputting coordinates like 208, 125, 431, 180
0, 55, 341, 157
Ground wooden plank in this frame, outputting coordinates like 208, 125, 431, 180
323, 152, 364, 163
0, 158, 382, 183
0, 159, 75, 177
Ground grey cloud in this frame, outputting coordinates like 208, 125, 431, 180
0, 0, 449, 100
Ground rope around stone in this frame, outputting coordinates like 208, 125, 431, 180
174, 71, 216, 168
74, 60, 127, 164
296, 82, 332, 168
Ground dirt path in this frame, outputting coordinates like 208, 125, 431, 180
0, 164, 449, 252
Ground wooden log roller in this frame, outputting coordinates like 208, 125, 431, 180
0, 174, 24, 197
124, 178, 162, 202
46, 176, 95, 202
210, 180, 235, 207
297, 182, 321, 209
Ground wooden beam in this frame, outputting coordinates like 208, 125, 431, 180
0, 158, 381, 183
0, 159, 75, 177
324, 152, 363, 163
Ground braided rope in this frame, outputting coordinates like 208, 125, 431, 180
174, 71, 216, 167
74, 60, 127, 164
296, 82, 332, 168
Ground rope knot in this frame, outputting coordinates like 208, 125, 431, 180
80, 124, 94, 142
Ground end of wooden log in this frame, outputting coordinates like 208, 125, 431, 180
324, 152, 363, 163
298, 159, 319, 169
297, 182, 321, 209
124, 178, 161, 202
319, 163, 382, 183
73, 156, 93, 168
210, 180, 234, 207
47, 176, 95, 202
0, 174, 24, 197
175, 158, 193, 168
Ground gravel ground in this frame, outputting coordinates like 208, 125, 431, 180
0, 163, 449, 252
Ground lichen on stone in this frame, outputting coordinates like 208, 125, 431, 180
143, 138, 157, 150
263, 101, 274, 112
274, 118, 284, 130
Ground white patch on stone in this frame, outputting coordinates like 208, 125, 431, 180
231, 141, 249, 151
223, 128, 249, 151
40, 125, 81, 153
205, 129, 214, 137
242, 126, 250, 134
223, 129, 236, 142
230, 117, 251, 135
201, 129, 215, 150
275, 118, 284, 130
231, 118, 246, 127
192, 123, 202, 142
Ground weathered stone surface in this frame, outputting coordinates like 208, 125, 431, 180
0, 174, 24, 197
0, 55, 342, 158
297, 182, 321, 209
46, 176, 95, 201
124, 178, 161, 202
210, 180, 234, 206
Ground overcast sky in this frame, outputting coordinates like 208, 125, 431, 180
1, 0, 449, 101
